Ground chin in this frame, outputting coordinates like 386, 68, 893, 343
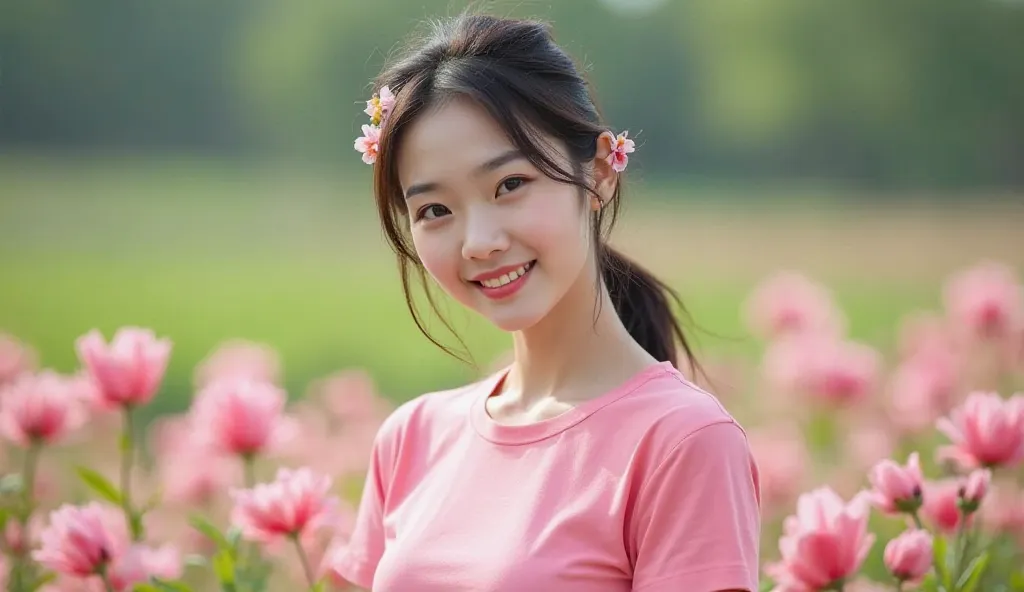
477, 304, 550, 333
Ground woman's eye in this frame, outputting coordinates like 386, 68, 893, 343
496, 176, 528, 196
417, 204, 451, 221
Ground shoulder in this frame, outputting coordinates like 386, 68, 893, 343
368, 373, 493, 458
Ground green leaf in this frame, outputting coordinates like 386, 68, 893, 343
212, 549, 236, 585
189, 515, 231, 551
1011, 571, 1024, 592
29, 571, 58, 591
934, 535, 952, 590
183, 553, 208, 568
955, 552, 990, 592
225, 525, 242, 551
151, 578, 194, 592
133, 585, 161, 592
76, 467, 123, 504
309, 580, 327, 592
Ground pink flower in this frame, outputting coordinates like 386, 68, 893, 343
0, 371, 85, 446
600, 130, 635, 172
230, 467, 338, 544
0, 333, 37, 385
309, 370, 392, 425
191, 378, 294, 457
363, 86, 395, 125
763, 334, 881, 407
157, 444, 241, 506
32, 503, 128, 577
194, 339, 281, 389
354, 124, 382, 165
883, 529, 932, 583
75, 328, 171, 409
747, 425, 810, 516
887, 349, 959, 434
921, 479, 971, 533
744, 272, 846, 340
106, 544, 182, 592
767, 488, 875, 591
959, 468, 991, 509
936, 391, 1024, 469
897, 312, 956, 360
943, 260, 1023, 341
4, 515, 42, 557
868, 452, 924, 514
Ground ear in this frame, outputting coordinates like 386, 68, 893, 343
590, 131, 619, 212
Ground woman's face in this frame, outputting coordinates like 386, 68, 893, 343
396, 97, 599, 333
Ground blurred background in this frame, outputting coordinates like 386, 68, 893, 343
2, 0, 1023, 421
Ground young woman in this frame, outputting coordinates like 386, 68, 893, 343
335, 12, 761, 592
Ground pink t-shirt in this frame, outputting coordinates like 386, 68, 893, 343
332, 361, 761, 591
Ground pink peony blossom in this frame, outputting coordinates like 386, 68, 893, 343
191, 377, 294, 457
744, 271, 846, 340
960, 468, 991, 508
230, 467, 339, 544
75, 327, 171, 409
0, 333, 38, 385
0, 371, 86, 447
763, 333, 881, 407
883, 529, 933, 583
767, 488, 874, 591
936, 391, 1024, 469
600, 130, 635, 172
194, 339, 281, 389
868, 452, 924, 514
32, 503, 128, 577
943, 260, 1023, 341
354, 125, 382, 165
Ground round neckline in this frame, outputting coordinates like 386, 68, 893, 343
470, 361, 676, 446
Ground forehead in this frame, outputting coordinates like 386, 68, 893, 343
397, 96, 513, 186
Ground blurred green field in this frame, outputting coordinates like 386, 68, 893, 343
2, 156, 1022, 419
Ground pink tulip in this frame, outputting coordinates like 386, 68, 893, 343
959, 468, 991, 511
0, 333, 38, 385
194, 339, 281, 389
921, 480, 971, 533
744, 271, 845, 340
883, 529, 933, 583
191, 378, 293, 457
75, 328, 171, 409
943, 261, 1023, 341
230, 467, 338, 544
106, 544, 182, 592
0, 371, 86, 447
868, 452, 924, 514
32, 503, 128, 577
767, 488, 875, 591
937, 391, 1024, 469
763, 334, 881, 406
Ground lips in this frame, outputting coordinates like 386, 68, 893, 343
471, 260, 536, 300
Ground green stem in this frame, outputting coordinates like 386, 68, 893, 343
243, 454, 256, 488
120, 407, 140, 541
100, 570, 115, 592
911, 511, 924, 529
292, 534, 316, 588
952, 516, 969, 583
12, 443, 42, 591
896, 581, 904, 592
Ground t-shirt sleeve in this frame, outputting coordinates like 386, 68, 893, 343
630, 420, 761, 592
330, 419, 394, 589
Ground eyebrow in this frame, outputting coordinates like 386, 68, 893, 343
404, 149, 526, 200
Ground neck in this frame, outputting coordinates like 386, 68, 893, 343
504, 262, 656, 404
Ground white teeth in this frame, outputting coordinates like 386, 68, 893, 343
480, 262, 532, 288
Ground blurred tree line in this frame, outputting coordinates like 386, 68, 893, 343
2, 0, 1023, 190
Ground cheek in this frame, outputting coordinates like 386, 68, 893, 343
411, 229, 463, 289
521, 189, 590, 258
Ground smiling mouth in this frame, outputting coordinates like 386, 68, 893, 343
471, 258, 536, 288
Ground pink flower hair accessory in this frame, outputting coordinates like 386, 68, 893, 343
354, 86, 395, 165
599, 130, 636, 173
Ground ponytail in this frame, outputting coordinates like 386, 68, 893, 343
599, 245, 701, 377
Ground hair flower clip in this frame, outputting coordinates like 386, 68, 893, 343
354, 86, 395, 165
600, 130, 636, 173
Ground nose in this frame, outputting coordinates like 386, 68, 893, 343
461, 205, 510, 261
